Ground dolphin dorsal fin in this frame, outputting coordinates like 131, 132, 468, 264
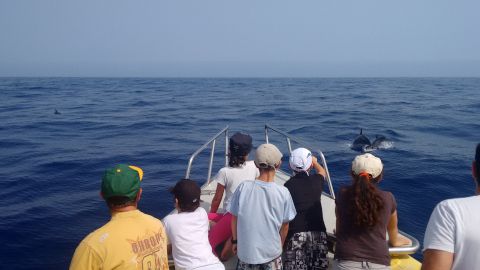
360, 128, 363, 135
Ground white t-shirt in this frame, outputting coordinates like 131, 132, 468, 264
423, 195, 480, 270
163, 208, 224, 270
213, 160, 259, 211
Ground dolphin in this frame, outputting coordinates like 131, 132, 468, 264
352, 130, 390, 153
370, 135, 387, 149
54, 109, 61, 115
351, 129, 372, 152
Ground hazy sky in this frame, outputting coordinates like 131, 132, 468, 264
1, 0, 479, 77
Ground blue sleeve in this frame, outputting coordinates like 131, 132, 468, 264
227, 184, 241, 216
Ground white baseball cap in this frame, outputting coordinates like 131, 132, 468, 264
351, 153, 383, 178
289, 147, 313, 172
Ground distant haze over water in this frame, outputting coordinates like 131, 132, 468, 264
2, 61, 480, 77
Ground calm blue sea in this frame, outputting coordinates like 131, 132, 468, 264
0, 77, 479, 269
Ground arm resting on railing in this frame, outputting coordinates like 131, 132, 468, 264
387, 210, 412, 247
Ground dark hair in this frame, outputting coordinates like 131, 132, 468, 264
346, 171, 384, 228
475, 143, 480, 184
228, 152, 248, 167
106, 196, 136, 209
177, 198, 199, 212
171, 179, 201, 212
228, 133, 252, 167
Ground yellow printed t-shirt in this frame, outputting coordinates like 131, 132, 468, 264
70, 210, 168, 270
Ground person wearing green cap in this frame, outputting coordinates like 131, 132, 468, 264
70, 164, 169, 270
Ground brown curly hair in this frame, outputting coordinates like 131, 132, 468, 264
346, 171, 384, 228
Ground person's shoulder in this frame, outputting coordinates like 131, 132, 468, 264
437, 195, 480, 210
243, 161, 258, 172
312, 173, 325, 183
285, 172, 308, 184
284, 175, 296, 188
78, 223, 111, 248
308, 173, 325, 185
238, 179, 255, 188
376, 188, 395, 199
443, 195, 480, 203
274, 182, 292, 195
245, 160, 256, 167
70, 231, 103, 269
163, 209, 180, 222
137, 211, 165, 228
81, 229, 101, 245
377, 189, 396, 204
216, 166, 229, 176
195, 206, 208, 217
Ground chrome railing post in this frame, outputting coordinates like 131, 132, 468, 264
225, 129, 229, 168
185, 126, 229, 182
318, 152, 335, 199
286, 137, 292, 154
207, 139, 216, 184
265, 125, 269, 144
185, 156, 194, 179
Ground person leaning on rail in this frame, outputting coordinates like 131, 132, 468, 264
163, 179, 224, 270
69, 164, 169, 270
208, 132, 259, 261
228, 143, 297, 270
282, 147, 329, 270
333, 153, 411, 270
422, 143, 480, 270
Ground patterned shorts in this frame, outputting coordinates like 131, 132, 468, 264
236, 256, 282, 270
282, 231, 329, 270
332, 260, 390, 270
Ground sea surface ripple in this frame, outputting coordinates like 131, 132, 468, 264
0, 77, 479, 269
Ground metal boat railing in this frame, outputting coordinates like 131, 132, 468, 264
264, 124, 335, 199
185, 126, 229, 182
185, 125, 335, 199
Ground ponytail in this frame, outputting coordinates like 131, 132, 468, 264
349, 171, 384, 228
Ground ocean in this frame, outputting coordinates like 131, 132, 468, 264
0, 77, 479, 269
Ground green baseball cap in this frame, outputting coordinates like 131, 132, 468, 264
101, 164, 143, 200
